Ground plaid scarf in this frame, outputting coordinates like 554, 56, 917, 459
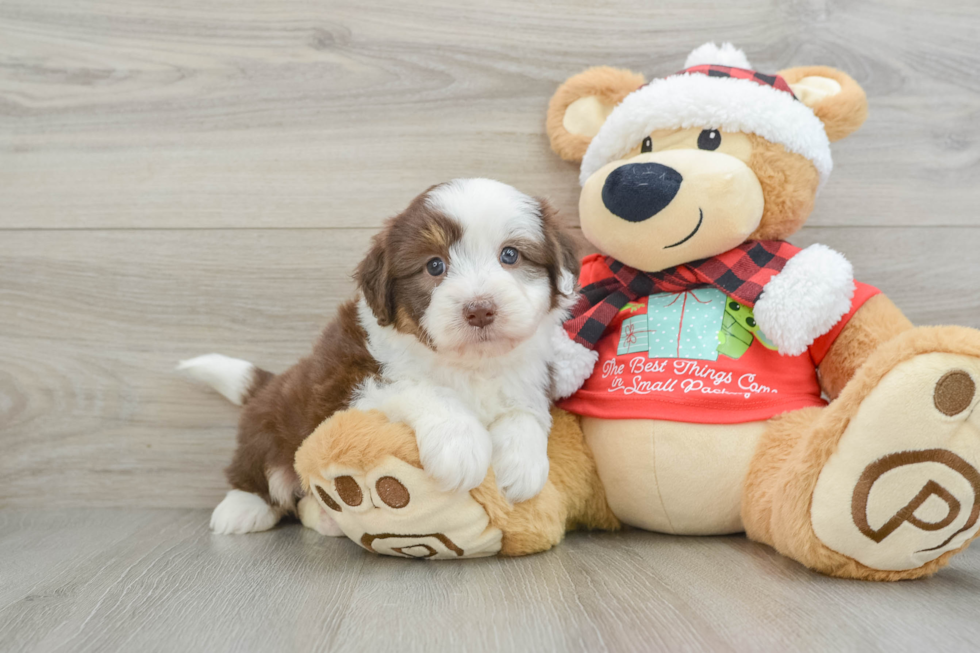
564, 241, 801, 348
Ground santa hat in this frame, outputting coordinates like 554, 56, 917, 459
579, 43, 833, 187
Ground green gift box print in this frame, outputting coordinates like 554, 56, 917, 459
718, 298, 779, 359
615, 289, 777, 361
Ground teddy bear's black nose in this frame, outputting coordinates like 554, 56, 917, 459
602, 163, 683, 223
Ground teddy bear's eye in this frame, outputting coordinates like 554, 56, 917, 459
698, 129, 721, 151
640, 136, 653, 153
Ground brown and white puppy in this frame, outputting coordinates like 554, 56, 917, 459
180, 178, 595, 534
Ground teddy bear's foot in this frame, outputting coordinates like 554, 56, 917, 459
306, 455, 503, 559
294, 410, 503, 559
297, 494, 344, 537
810, 331, 980, 574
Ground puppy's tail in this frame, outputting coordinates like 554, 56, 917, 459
177, 353, 273, 406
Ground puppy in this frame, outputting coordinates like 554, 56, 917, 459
180, 178, 594, 534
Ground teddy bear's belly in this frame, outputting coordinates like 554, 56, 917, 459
582, 417, 767, 535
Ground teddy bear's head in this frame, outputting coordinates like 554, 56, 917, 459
546, 43, 868, 273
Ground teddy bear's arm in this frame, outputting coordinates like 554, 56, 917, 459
549, 323, 599, 400
816, 293, 913, 399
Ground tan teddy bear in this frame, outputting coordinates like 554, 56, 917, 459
295, 43, 980, 580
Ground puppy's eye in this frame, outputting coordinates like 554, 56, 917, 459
426, 257, 446, 276
500, 247, 519, 265
697, 129, 721, 151
640, 136, 653, 153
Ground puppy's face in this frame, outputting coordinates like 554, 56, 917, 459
357, 178, 578, 357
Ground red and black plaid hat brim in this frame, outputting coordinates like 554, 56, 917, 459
679, 64, 797, 99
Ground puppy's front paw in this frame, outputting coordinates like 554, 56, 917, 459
491, 417, 550, 503
494, 450, 550, 504
416, 417, 492, 493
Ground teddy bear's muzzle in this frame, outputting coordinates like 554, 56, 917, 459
601, 162, 683, 223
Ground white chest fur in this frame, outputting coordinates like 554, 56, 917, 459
352, 299, 555, 425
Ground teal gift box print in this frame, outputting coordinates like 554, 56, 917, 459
617, 314, 650, 354
616, 289, 777, 361
645, 288, 725, 361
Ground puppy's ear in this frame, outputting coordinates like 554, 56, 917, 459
538, 199, 580, 299
547, 66, 646, 163
778, 65, 868, 142
355, 231, 395, 326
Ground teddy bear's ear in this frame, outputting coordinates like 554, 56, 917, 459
778, 65, 868, 142
546, 66, 646, 163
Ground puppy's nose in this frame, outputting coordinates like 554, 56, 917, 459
463, 300, 496, 328
602, 162, 683, 223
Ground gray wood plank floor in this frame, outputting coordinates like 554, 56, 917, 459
3, 0, 980, 650
1, 510, 979, 653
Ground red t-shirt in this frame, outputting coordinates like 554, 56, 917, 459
559, 254, 880, 424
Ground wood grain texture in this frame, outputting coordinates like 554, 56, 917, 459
2, 1, 980, 647
0, 511, 978, 653
2, 0, 979, 229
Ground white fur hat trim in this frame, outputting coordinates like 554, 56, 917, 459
579, 43, 833, 188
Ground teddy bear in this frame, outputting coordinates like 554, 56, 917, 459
294, 43, 980, 580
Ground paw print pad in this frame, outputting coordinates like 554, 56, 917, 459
375, 476, 410, 509
309, 472, 373, 515
305, 456, 502, 559
334, 476, 363, 507
934, 370, 976, 417
313, 485, 341, 512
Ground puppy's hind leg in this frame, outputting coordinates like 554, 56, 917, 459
210, 490, 280, 534
182, 354, 293, 534
210, 464, 295, 535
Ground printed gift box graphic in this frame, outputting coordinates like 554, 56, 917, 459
617, 313, 650, 355
617, 288, 727, 361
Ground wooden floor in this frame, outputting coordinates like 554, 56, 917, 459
1, 510, 979, 653
2, 0, 980, 650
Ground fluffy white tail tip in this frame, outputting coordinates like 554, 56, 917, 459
177, 353, 256, 406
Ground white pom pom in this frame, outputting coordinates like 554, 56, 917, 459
753, 244, 855, 356
684, 42, 752, 69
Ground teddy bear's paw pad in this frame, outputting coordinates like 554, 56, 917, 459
811, 352, 980, 571
297, 494, 345, 536
306, 456, 502, 559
